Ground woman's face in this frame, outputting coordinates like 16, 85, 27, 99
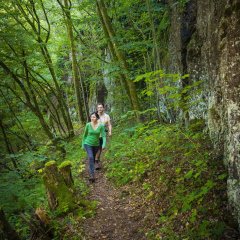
91, 114, 98, 123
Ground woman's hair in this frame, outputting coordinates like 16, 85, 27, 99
90, 112, 100, 119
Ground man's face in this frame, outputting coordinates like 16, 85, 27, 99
97, 105, 104, 113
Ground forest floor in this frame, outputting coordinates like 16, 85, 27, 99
82, 165, 147, 240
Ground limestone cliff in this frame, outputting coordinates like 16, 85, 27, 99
167, 0, 240, 228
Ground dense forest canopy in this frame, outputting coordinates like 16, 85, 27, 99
0, 0, 239, 239
0, 0, 178, 153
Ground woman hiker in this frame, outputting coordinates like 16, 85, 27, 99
82, 112, 106, 182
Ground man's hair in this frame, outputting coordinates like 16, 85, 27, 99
97, 103, 104, 108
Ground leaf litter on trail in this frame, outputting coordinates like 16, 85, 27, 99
82, 171, 146, 240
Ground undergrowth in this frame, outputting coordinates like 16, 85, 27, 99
0, 135, 93, 239
105, 119, 228, 239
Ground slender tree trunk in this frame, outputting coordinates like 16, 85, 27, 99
146, 0, 161, 71
29, 79, 68, 137
0, 118, 14, 154
23, 56, 57, 141
0, 115, 19, 169
146, 0, 167, 123
96, 3, 131, 102
62, 0, 85, 123
0, 61, 55, 142
14, 1, 74, 136
96, 0, 140, 111
0, 208, 21, 240
40, 43, 74, 136
28, 70, 70, 136
0, 89, 33, 149
5, 41, 68, 137
77, 66, 90, 122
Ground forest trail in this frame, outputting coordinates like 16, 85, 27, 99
82, 166, 147, 240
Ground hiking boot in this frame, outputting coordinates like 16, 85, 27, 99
89, 175, 95, 183
95, 160, 101, 170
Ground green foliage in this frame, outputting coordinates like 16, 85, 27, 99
0, 169, 46, 237
76, 199, 98, 219
49, 199, 97, 240
0, 171, 46, 214
105, 120, 228, 239
135, 69, 203, 116
0, 0, 230, 239
176, 0, 190, 9
0, 133, 90, 239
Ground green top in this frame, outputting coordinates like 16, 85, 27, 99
82, 122, 106, 148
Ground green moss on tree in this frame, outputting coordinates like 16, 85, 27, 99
43, 161, 75, 214
58, 160, 72, 169
44, 160, 56, 167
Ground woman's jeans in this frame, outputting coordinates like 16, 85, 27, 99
84, 144, 99, 177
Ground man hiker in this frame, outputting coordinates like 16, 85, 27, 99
95, 103, 112, 170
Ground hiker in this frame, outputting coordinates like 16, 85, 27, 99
82, 112, 106, 182
95, 103, 112, 170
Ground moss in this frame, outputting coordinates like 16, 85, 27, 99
209, 107, 220, 121
46, 140, 53, 146
45, 160, 56, 167
54, 184, 75, 214
43, 161, 75, 215
189, 119, 205, 132
43, 172, 75, 214
37, 168, 43, 174
58, 161, 72, 169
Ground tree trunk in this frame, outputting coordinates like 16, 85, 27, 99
30, 208, 53, 240
42, 161, 75, 213
0, 116, 18, 169
40, 43, 75, 136
96, 0, 140, 111
59, 161, 74, 189
0, 117, 14, 155
77, 66, 90, 122
0, 89, 33, 149
146, 0, 161, 70
62, 0, 85, 124
0, 208, 21, 240
0, 60, 55, 142
20, 208, 53, 240
23, 56, 58, 142
96, 3, 131, 103
14, 1, 74, 137
29, 78, 68, 138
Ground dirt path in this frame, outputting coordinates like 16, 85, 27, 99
82, 168, 147, 240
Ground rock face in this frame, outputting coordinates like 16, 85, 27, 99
167, 0, 240, 227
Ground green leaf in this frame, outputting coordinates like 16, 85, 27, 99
217, 173, 227, 180
184, 170, 193, 179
